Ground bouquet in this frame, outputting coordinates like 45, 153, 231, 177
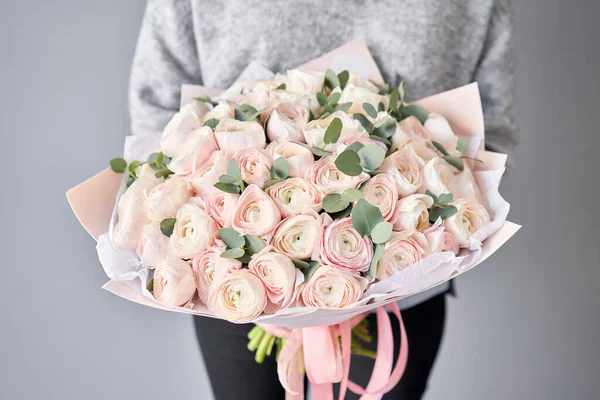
68, 41, 519, 399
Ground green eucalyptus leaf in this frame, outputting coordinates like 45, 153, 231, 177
389, 88, 399, 112
325, 69, 340, 89
431, 141, 449, 156
227, 159, 242, 181
276, 83, 286, 90
303, 261, 321, 281
219, 175, 238, 184
353, 113, 373, 132
316, 91, 328, 107
221, 247, 246, 259
160, 218, 177, 237
194, 95, 218, 107
291, 258, 311, 270
322, 193, 350, 213
110, 158, 127, 173
456, 137, 469, 153
323, 117, 343, 144
245, 234, 266, 256
309, 147, 332, 157
214, 182, 241, 194
438, 193, 453, 205
424, 189, 439, 204
328, 91, 341, 105
429, 205, 458, 223
147, 152, 159, 163
335, 150, 363, 176
155, 152, 164, 167
358, 145, 386, 170
443, 155, 465, 171
351, 199, 384, 237
154, 168, 174, 179
328, 204, 353, 219
378, 102, 385, 112
369, 243, 385, 279
272, 157, 289, 180
362, 103, 378, 118
237, 252, 252, 264
345, 141, 365, 153
203, 118, 220, 129
333, 102, 352, 112
263, 179, 281, 190
319, 111, 331, 120
126, 175, 135, 187
400, 105, 430, 124
219, 228, 245, 249
372, 118, 397, 139
370, 221, 393, 244
128, 160, 143, 176
338, 70, 349, 90
146, 278, 154, 293
369, 135, 392, 147
341, 188, 363, 203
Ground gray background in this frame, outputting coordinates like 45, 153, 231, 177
1, 0, 599, 399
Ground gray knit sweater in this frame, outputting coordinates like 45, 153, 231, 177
129, 0, 516, 308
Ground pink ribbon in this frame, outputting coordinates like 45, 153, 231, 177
259, 303, 408, 400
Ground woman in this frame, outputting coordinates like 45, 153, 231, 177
129, 1, 516, 398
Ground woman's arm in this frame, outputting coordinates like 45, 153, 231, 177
474, 0, 518, 159
129, 0, 201, 135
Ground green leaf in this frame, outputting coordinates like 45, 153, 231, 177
155, 152, 164, 167
237, 252, 252, 264
316, 91, 328, 107
425, 190, 439, 204
351, 199, 384, 237
303, 261, 321, 281
325, 69, 340, 89
443, 155, 465, 171
400, 105, 430, 124
431, 141, 449, 156
276, 83, 286, 90
341, 188, 363, 203
263, 179, 281, 190
245, 234, 266, 256
194, 95, 218, 106
126, 175, 135, 187
389, 88, 399, 112
369, 243, 385, 279
370, 221, 393, 244
272, 157, 289, 180
429, 205, 458, 223
146, 279, 154, 293
319, 112, 331, 120
203, 118, 220, 129
456, 137, 469, 153
328, 91, 341, 105
221, 247, 246, 259
328, 204, 353, 220
219, 175, 238, 184
335, 150, 363, 176
128, 160, 143, 176
378, 102, 385, 112
358, 144, 386, 170
362, 103, 378, 118
219, 228, 245, 248
214, 182, 241, 194
160, 218, 177, 237
369, 135, 392, 147
154, 168, 174, 179
338, 70, 350, 90
147, 152, 159, 163
322, 194, 350, 213
345, 141, 365, 153
373, 118, 397, 139
333, 102, 352, 112
438, 193, 453, 205
353, 113, 373, 132
309, 147, 332, 157
323, 117, 343, 145
291, 258, 311, 270
227, 159, 242, 181
110, 158, 127, 173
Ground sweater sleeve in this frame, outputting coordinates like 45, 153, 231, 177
473, 0, 518, 159
129, 0, 202, 135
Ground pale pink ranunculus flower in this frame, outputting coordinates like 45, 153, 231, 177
198, 190, 240, 228
335, 136, 387, 155
265, 177, 324, 217
392, 194, 434, 232
112, 164, 162, 251
360, 173, 399, 222
452, 164, 483, 203
167, 126, 218, 175
152, 259, 197, 306
145, 175, 193, 222
302, 111, 368, 151
444, 198, 491, 247
266, 102, 309, 142
423, 112, 458, 150
270, 211, 323, 259
422, 157, 457, 197
266, 141, 314, 178
192, 241, 242, 304
231, 184, 281, 237
136, 222, 169, 268
377, 146, 425, 196
249, 247, 299, 313
160, 101, 208, 157
376, 230, 427, 279
208, 269, 267, 323
306, 155, 369, 195
319, 217, 373, 273
404, 137, 438, 162
234, 148, 273, 188
339, 84, 389, 116
398, 116, 431, 141
201, 101, 234, 123
189, 150, 233, 196
423, 226, 460, 255
214, 119, 266, 152
169, 199, 218, 258
300, 264, 368, 308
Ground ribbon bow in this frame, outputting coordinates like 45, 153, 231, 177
260, 303, 408, 400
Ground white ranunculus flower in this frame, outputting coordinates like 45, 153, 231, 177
145, 175, 193, 222
160, 101, 208, 157
444, 198, 491, 247
424, 112, 458, 150
202, 101, 234, 123
398, 116, 431, 141
169, 199, 218, 258
167, 126, 218, 175
392, 194, 434, 232
302, 111, 368, 151
266, 102, 309, 143
189, 150, 233, 196
285, 69, 324, 95
152, 259, 196, 306
377, 146, 425, 196
136, 222, 169, 268
266, 141, 314, 178
112, 164, 162, 251
265, 177, 324, 217
339, 84, 389, 116
270, 212, 323, 259
422, 157, 456, 197
208, 269, 267, 323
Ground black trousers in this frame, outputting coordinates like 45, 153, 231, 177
194, 293, 446, 400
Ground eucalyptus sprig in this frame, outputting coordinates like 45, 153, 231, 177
160, 218, 176, 237
316, 90, 352, 117
324, 68, 350, 91
384, 81, 431, 124
352, 102, 397, 147
226, 101, 264, 122
193, 95, 218, 107
214, 159, 246, 194
219, 228, 266, 264
291, 258, 321, 281
322, 188, 363, 215
334, 142, 386, 177
425, 190, 458, 223
263, 157, 289, 189
110, 151, 173, 186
